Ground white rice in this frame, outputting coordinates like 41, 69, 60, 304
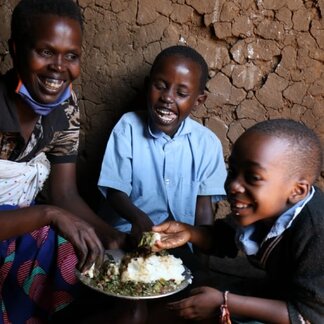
121, 254, 185, 284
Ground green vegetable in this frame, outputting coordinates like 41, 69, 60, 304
85, 250, 181, 297
138, 231, 159, 251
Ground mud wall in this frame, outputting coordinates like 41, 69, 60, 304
1, 0, 323, 214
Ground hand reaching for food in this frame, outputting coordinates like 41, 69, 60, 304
151, 221, 192, 251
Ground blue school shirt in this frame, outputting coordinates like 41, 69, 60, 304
98, 111, 227, 232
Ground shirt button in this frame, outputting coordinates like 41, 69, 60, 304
165, 179, 170, 185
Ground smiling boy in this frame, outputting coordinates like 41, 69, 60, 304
98, 45, 227, 241
152, 119, 324, 323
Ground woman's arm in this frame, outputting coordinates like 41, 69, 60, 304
0, 203, 104, 272
48, 163, 127, 249
0, 205, 63, 240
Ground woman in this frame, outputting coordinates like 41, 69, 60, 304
0, 0, 125, 322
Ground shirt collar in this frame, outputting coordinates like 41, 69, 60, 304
236, 186, 315, 255
148, 116, 192, 140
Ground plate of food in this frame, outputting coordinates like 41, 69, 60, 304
76, 232, 193, 300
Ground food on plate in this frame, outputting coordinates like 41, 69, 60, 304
120, 252, 185, 284
82, 232, 191, 297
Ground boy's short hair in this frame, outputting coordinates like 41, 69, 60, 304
150, 45, 209, 93
11, 0, 83, 46
247, 119, 322, 184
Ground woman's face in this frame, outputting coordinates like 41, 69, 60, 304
14, 14, 82, 104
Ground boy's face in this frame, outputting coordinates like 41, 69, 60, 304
147, 55, 206, 137
225, 131, 301, 227
14, 15, 82, 104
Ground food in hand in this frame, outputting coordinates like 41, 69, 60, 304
138, 231, 161, 251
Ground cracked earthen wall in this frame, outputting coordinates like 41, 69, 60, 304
1, 0, 323, 215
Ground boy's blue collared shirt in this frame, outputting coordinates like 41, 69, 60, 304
98, 111, 227, 232
236, 187, 315, 255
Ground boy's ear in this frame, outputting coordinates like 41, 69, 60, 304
193, 91, 207, 109
288, 179, 310, 204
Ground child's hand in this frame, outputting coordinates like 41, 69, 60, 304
151, 221, 192, 251
167, 286, 222, 320
130, 217, 154, 245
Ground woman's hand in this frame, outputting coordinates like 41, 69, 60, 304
151, 221, 192, 251
168, 286, 222, 320
48, 206, 104, 273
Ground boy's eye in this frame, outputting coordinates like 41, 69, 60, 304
177, 91, 189, 98
65, 53, 79, 61
245, 173, 261, 183
153, 82, 166, 90
38, 49, 52, 57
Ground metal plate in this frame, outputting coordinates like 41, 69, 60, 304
76, 249, 193, 300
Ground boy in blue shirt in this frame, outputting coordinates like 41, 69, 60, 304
98, 45, 227, 241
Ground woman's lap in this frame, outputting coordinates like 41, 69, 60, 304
0, 227, 78, 323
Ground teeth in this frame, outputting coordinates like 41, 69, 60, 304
235, 203, 248, 208
44, 79, 64, 90
156, 108, 173, 116
156, 108, 176, 123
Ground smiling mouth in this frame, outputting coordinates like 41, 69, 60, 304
154, 107, 177, 125
230, 200, 252, 215
39, 77, 65, 92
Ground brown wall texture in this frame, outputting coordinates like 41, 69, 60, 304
1, 0, 324, 214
